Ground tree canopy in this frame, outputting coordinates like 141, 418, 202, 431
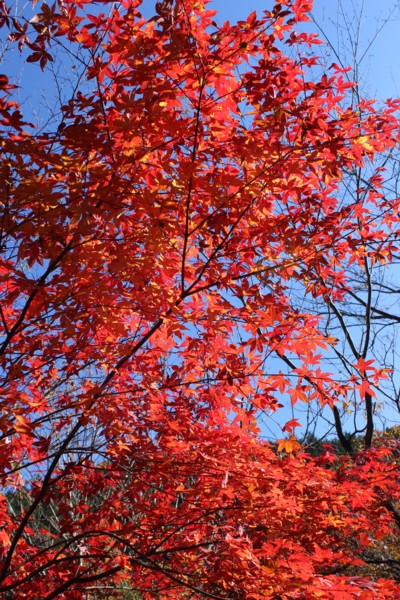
0, 0, 400, 597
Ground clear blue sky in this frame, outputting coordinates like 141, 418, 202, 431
5, 2, 400, 121
205, 0, 400, 440
138, 1, 400, 100
208, 0, 400, 101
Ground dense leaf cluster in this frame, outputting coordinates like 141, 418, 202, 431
0, 0, 399, 597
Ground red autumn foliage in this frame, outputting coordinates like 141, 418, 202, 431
0, 0, 399, 597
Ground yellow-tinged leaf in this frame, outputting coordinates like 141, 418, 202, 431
0, 529, 10, 548
277, 436, 301, 454
14, 415, 34, 436
356, 135, 374, 151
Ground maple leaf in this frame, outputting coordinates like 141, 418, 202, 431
282, 418, 301, 434
277, 435, 301, 454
